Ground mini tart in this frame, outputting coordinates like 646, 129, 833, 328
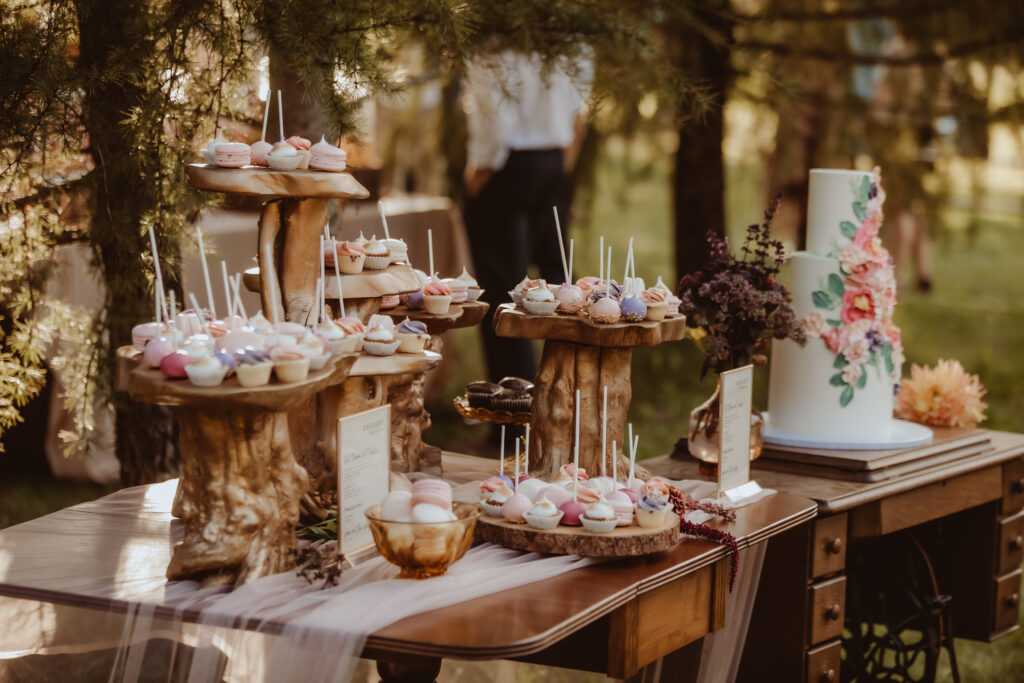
491, 388, 531, 414
363, 240, 391, 270
235, 360, 273, 387
270, 346, 310, 383
466, 381, 502, 409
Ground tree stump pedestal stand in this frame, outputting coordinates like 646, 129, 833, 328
117, 348, 358, 587
492, 304, 688, 480
380, 300, 490, 474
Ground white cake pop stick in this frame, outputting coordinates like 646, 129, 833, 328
168, 290, 176, 318
499, 424, 505, 478
605, 247, 611, 297
319, 236, 326, 324
188, 292, 213, 339
427, 228, 435, 279
514, 438, 520, 488
624, 237, 633, 285
525, 423, 530, 475
220, 261, 234, 324
230, 274, 247, 320
262, 244, 281, 327
277, 90, 284, 141
568, 239, 574, 282
377, 201, 391, 241
573, 388, 580, 502
260, 94, 270, 142
598, 235, 604, 282
612, 435, 618, 484
553, 206, 569, 284
331, 236, 345, 318
147, 225, 168, 323
195, 226, 216, 320
629, 430, 638, 482
601, 385, 608, 477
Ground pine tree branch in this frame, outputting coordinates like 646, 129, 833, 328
731, 0, 961, 23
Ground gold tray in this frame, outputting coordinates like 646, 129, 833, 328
453, 395, 531, 426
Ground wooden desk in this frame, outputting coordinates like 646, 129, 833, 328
646, 429, 1024, 683
0, 453, 815, 681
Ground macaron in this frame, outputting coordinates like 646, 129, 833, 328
411, 479, 452, 510
213, 142, 251, 168
380, 490, 413, 521
309, 136, 348, 172
411, 503, 453, 523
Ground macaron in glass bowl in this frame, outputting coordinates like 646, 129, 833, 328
365, 502, 480, 579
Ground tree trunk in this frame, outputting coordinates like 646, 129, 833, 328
77, 0, 179, 485
672, 3, 733, 282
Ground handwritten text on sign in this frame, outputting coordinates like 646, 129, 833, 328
338, 405, 391, 556
718, 364, 753, 494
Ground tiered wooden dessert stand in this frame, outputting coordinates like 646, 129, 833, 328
492, 303, 688, 480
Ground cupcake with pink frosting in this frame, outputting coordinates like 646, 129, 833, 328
641, 286, 669, 321
422, 279, 452, 315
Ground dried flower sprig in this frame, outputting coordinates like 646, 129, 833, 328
678, 195, 806, 377
669, 485, 740, 589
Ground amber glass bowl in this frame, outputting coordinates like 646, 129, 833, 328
365, 502, 481, 579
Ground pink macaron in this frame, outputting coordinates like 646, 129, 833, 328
309, 136, 347, 172
411, 479, 452, 510
213, 142, 251, 168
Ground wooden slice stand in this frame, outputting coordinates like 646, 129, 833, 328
493, 304, 688, 480
118, 346, 358, 587
475, 513, 680, 558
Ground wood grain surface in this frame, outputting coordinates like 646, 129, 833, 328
244, 263, 422, 300
474, 513, 679, 558
493, 303, 688, 348
185, 163, 369, 199
349, 351, 441, 378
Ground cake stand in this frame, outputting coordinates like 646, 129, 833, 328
493, 304, 688, 479
117, 346, 358, 588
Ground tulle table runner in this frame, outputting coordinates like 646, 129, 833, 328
0, 471, 788, 683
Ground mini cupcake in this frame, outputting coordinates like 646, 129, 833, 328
422, 280, 453, 315
309, 136, 347, 172
363, 315, 400, 355
653, 276, 681, 317
479, 476, 509, 502
266, 141, 301, 171
491, 388, 531, 414
314, 319, 347, 354
635, 493, 672, 528
335, 241, 366, 274
384, 238, 408, 264
184, 354, 229, 387
285, 136, 312, 169
589, 295, 621, 324
250, 140, 273, 167
619, 294, 648, 322
641, 287, 669, 322
458, 267, 484, 302
299, 330, 331, 370
581, 500, 618, 533
466, 381, 502, 408
524, 500, 564, 530
523, 285, 559, 316
441, 277, 469, 304
270, 344, 310, 383
498, 377, 534, 393
502, 493, 532, 523
335, 317, 365, 352
481, 483, 513, 518
363, 239, 391, 271
396, 318, 429, 353
554, 283, 585, 315
234, 348, 273, 387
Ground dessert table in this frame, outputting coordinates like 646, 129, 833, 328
646, 429, 1024, 683
0, 452, 816, 682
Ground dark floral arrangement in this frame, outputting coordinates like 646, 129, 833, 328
668, 485, 740, 590
678, 197, 807, 377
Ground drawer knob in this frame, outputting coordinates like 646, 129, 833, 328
820, 669, 836, 683
826, 603, 842, 620
1006, 593, 1020, 609
1010, 535, 1023, 551
826, 537, 843, 554
1012, 477, 1024, 494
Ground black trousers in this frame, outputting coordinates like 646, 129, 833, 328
464, 149, 573, 384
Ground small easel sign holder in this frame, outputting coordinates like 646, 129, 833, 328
338, 404, 392, 568
717, 364, 763, 503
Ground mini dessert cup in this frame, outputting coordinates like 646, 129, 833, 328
184, 359, 229, 387
273, 356, 311, 383
338, 252, 366, 274
423, 294, 452, 315
635, 504, 672, 528
307, 352, 331, 371
523, 300, 559, 316
235, 361, 273, 387
466, 286, 484, 302
363, 338, 400, 356
363, 253, 392, 270
397, 332, 428, 353
508, 290, 523, 307
480, 499, 505, 518
267, 154, 302, 171
524, 509, 564, 530
343, 333, 364, 353
645, 301, 668, 322
581, 515, 618, 534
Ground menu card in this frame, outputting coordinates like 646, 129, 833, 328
338, 405, 391, 557
717, 364, 757, 499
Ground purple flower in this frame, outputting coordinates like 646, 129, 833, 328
866, 328, 884, 351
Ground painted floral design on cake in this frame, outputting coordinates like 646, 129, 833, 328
802, 167, 904, 407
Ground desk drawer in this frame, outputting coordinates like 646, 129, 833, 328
1004, 458, 1024, 513
999, 511, 1024, 576
811, 514, 847, 579
993, 570, 1021, 634
805, 639, 840, 683
808, 576, 846, 644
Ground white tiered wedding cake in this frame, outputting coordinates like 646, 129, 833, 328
767, 168, 928, 448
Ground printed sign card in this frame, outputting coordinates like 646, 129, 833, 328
337, 405, 391, 559
717, 364, 761, 501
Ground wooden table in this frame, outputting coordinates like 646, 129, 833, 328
0, 452, 815, 682
646, 429, 1024, 683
